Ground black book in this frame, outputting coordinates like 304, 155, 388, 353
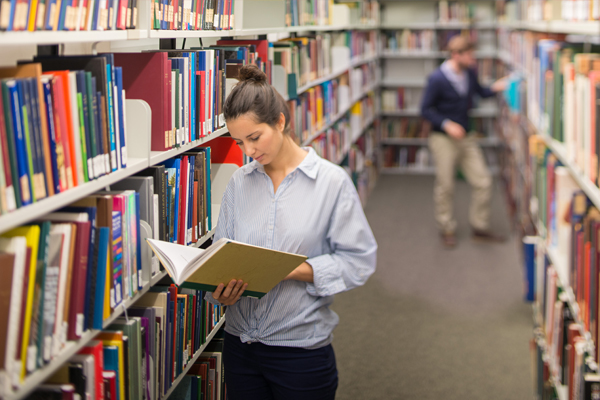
69, 362, 87, 399
20, 78, 45, 201
27, 77, 48, 198
584, 374, 600, 400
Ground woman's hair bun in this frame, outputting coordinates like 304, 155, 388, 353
238, 64, 267, 83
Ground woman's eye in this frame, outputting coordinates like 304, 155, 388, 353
251, 136, 260, 141
235, 142, 243, 146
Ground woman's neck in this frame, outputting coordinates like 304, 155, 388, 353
264, 135, 307, 176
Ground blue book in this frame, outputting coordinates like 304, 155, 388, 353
171, 375, 193, 400
102, 57, 117, 172
111, 210, 124, 307
134, 192, 142, 290
178, 300, 185, 375
76, 70, 94, 180
162, 158, 181, 243
114, 67, 126, 169
103, 345, 121, 400
17, 79, 37, 202
190, 53, 196, 142
57, 0, 69, 30
61, 205, 98, 330
187, 156, 195, 245
94, 227, 110, 329
7, 79, 32, 206
41, 78, 61, 194
6, 0, 16, 30
522, 237, 535, 302
204, 147, 212, 230
91, 0, 101, 30
196, 51, 206, 137
26, 78, 47, 197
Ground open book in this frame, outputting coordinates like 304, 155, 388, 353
146, 238, 308, 298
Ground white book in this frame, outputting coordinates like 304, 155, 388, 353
183, 59, 189, 144
0, 237, 27, 392
120, 89, 127, 167
172, 71, 176, 147
113, 84, 121, 169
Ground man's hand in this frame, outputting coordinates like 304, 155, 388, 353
212, 279, 248, 305
443, 120, 466, 140
490, 77, 508, 93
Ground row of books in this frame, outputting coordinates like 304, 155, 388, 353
284, 0, 331, 27
341, 122, 378, 207
504, 32, 600, 186
0, 194, 147, 392
0, 58, 129, 216
382, 117, 430, 139
382, 145, 431, 170
382, 29, 437, 53
0, 136, 242, 392
342, 30, 378, 60
150, 0, 234, 30
437, 1, 482, 24
381, 87, 422, 112
0, 0, 139, 31
534, 143, 600, 363
500, 0, 600, 23
27, 288, 224, 400
535, 261, 600, 400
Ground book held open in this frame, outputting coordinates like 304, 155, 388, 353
146, 238, 308, 298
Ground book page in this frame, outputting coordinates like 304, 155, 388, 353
147, 239, 206, 284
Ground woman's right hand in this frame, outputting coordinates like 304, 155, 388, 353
212, 279, 248, 305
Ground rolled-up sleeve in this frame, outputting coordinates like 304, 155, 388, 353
305, 176, 377, 297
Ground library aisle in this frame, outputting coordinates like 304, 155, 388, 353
332, 175, 532, 399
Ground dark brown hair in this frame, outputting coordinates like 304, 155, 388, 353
224, 64, 291, 134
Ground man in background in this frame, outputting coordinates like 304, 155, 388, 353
420, 35, 507, 248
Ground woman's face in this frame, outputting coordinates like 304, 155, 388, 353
227, 113, 286, 165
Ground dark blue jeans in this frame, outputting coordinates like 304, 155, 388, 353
223, 332, 338, 400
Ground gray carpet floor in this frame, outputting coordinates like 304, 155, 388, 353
331, 175, 533, 400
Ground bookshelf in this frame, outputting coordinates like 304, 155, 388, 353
0, 0, 383, 396
496, 3, 600, 395
377, 0, 500, 176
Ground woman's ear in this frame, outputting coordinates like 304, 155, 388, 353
278, 112, 286, 133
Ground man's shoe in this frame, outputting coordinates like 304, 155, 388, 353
441, 232, 457, 248
471, 229, 506, 243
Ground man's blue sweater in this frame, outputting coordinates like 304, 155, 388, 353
420, 67, 496, 133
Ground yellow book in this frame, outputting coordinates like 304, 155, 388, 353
2, 225, 40, 381
96, 332, 126, 400
103, 243, 111, 321
146, 237, 307, 299
351, 102, 362, 115
316, 97, 323, 128
27, 0, 38, 31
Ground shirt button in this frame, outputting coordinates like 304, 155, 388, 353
269, 225, 273, 230
271, 199, 275, 203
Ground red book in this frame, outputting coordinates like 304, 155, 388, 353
188, 363, 207, 396
48, 71, 78, 187
79, 340, 105, 400
67, 220, 90, 340
102, 371, 117, 400
192, 181, 198, 242
0, 90, 15, 211
168, 285, 178, 381
50, 74, 75, 190
201, 137, 243, 167
113, 53, 172, 151
198, 71, 205, 138
116, 0, 128, 29
178, 155, 188, 244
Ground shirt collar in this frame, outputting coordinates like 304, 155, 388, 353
243, 147, 319, 179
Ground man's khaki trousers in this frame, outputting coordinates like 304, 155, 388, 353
428, 132, 492, 234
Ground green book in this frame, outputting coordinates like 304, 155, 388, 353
108, 317, 142, 400
20, 89, 36, 203
77, 93, 89, 182
1, 82, 22, 208
33, 221, 51, 368
84, 72, 99, 177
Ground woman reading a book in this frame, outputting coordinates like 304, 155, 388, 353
208, 64, 377, 400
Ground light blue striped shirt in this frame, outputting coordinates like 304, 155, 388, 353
208, 147, 377, 349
